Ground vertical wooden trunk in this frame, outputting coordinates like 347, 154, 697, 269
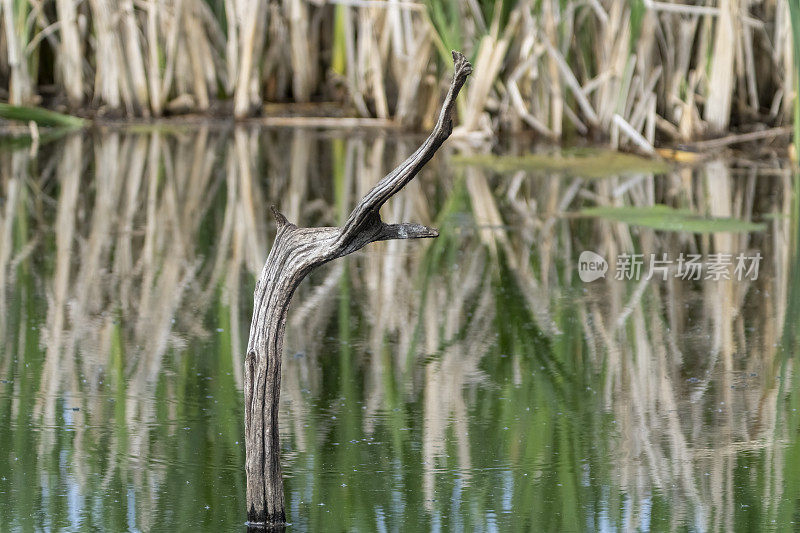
244, 227, 308, 526
243, 289, 286, 525
243, 51, 472, 528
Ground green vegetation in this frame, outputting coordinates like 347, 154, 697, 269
454, 148, 671, 177
580, 204, 766, 233
0, 103, 86, 128
788, 0, 800, 159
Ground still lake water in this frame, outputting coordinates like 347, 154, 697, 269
0, 127, 798, 531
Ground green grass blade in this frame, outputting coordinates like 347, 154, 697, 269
0, 103, 86, 128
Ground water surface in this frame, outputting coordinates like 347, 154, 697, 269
0, 128, 798, 531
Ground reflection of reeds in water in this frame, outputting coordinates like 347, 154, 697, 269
0, 127, 798, 529
572, 160, 795, 530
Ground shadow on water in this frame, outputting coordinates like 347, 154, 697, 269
0, 126, 798, 531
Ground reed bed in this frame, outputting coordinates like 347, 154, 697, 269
0, 0, 796, 148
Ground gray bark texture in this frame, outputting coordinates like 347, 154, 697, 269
244, 51, 472, 527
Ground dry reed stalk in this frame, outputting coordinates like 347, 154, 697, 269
741, 11, 759, 112
460, 30, 509, 134
288, 0, 314, 103
198, 3, 227, 91
395, 32, 433, 126
542, 0, 563, 136
666, 17, 700, 124
340, 5, 369, 116
777, 1, 794, 123
2, 3, 28, 103
89, 0, 131, 112
182, 5, 209, 110
354, 8, 377, 115
146, 0, 162, 115
224, 0, 238, 95
705, 0, 738, 132
233, 0, 267, 117
612, 114, 655, 154
54, 0, 83, 106
366, 16, 389, 119
120, 0, 149, 113
593, 1, 628, 129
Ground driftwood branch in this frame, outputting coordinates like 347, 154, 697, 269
244, 51, 472, 528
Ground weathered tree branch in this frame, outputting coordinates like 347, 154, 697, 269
244, 51, 472, 528
337, 51, 472, 247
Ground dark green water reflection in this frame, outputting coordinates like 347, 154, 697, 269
1, 128, 799, 531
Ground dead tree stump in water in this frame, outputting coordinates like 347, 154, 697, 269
244, 51, 472, 528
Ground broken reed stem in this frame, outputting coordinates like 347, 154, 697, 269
243, 50, 472, 528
